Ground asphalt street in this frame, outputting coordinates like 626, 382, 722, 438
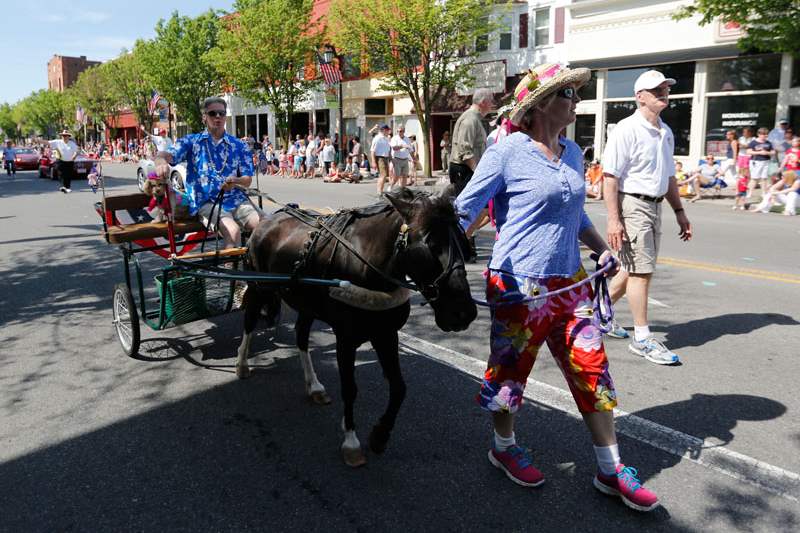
1, 164, 798, 532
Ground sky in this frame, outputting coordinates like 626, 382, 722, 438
0, 0, 236, 105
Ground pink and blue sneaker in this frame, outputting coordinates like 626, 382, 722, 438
488, 445, 545, 487
593, 464, 660, 512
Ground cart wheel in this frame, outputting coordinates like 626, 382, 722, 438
113, 284, 140, 357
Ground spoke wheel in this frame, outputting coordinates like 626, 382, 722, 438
113, 284, 140, 357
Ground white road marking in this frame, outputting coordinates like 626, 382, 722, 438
397, 331, 800, 502
647, 297, 670, 308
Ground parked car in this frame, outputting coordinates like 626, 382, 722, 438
39, 153, 96, 180
12, 148, 40, 171
136, 157, 186, 192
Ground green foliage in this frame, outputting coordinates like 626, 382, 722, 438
105, 50, 158, 133
12, 90, 71, 138
0, 103, 19, 140
71, 62, 124, 129
209, 0, 321, 146
674, 0, 800, 55
138, 10, 223, 132
328, 0, 503, 176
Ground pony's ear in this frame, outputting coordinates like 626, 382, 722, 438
438, 184, 458, 202
384, 187, 417, 221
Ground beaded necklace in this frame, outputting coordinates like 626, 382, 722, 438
205, 135, 229, 176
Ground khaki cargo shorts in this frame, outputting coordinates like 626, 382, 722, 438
375, 156, 390, 178
197, 201, 261, 231
618, 194, 661, 274
392, 157, 410, 177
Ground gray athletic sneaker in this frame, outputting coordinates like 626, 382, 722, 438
629, 337, 679, 365
605, 320, 629, 339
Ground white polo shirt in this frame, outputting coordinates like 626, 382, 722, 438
602, 110, 675, 198
49, 139, 79, 162
370, 133, 391, 158
390, 134, 411, 159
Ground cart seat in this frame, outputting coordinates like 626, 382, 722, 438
106, 219, 207, 244
101, 192, 206, 244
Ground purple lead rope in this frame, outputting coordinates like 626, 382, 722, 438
472, 257, 617, 333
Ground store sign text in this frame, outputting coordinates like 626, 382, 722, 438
720, 112, 758, 127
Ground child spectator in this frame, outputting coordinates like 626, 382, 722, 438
584, 159, 603, 200
752, 170, 798, 216
781, 136, 799, 173
734, 168, 749, 210
278, 149, 288, 177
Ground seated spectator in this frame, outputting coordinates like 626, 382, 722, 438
341, 155, 362, 183
752, 170, 798, 216
688, 154, 726, 202
675, 161, 693, 197
584, 159, 603, 200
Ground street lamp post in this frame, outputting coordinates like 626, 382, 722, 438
323, 47, 345, 170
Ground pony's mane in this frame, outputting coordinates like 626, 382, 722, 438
417, 193, 458, 232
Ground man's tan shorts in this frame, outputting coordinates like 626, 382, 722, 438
375, 156, 390, 178
197, 201, 261, 231
392, 157, 410, 177
618, 194, 661, 274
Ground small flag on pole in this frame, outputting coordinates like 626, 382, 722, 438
148, 90, 161, 115
317, 54, 342, 87
76, 105, 85, 124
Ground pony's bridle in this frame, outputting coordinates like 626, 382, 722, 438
394, 222, 467, 304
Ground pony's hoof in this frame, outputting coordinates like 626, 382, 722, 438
342, 446, 367, 468
235, 365, 251, 379
309, 390, 332, 405
368, 424, 391, 454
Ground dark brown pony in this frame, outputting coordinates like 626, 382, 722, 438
235, 188, 477, 466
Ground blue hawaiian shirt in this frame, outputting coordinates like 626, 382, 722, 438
167, 130, 254, 215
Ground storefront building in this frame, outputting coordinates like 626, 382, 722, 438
564, 0, 800, 165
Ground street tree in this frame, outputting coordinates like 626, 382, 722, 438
137, 10, 223, 132
71, 62, 124, 135
209, 0, 321, 147
105, 50, 158, 135
327, 0, 502, 177
0, 103, 19, 141
14, 90, 70, 138
674, 1, 800, 55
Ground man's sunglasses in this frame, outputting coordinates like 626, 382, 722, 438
556, 87, 577, 99
205, 110, 226, 118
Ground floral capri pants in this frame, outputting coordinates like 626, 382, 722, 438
477, 269, 617, 414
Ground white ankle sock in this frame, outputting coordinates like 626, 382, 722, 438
494, 431, 516, 451
594, 444, 621, 475
634, 325, 651, 342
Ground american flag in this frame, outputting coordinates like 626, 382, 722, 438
75, 105, 85, 124
147, 90, 161, 115
317, 54, 342, 87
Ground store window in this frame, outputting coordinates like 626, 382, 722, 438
706, 54, 781, 92
246, 114, 257, 137
607, 62, 695, 98
792, 56, 800, 88
534, 8, 549, 46
258, 114, 269, 139
704, 94, 777, 155
342, 54, 361, 79
365, 98, 387, 116
578, 70, 598, 101
604, 99, 692, 156
476, 17, 489, 52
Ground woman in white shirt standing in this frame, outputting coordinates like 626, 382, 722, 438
49, 130, 80, 193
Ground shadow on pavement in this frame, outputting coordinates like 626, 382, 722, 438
651, 313, 800, 350
0, 345, 695, 532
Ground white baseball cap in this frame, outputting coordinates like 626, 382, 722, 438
634, 70, 676, 94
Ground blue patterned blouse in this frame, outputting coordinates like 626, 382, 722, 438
455, 131, 594, 278
168, 131, 254, 215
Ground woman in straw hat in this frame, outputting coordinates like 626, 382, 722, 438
455, 63, 660, 512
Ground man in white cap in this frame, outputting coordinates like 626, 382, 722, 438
768, 118, 790, 148
49, 130, 80, 193
602, 70, 692, 365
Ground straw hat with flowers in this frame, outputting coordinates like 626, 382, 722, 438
509, 63, 590, 126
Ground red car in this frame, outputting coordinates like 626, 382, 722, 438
12, 148, 40, 171
39, 153, 96, 180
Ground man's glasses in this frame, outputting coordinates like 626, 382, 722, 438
645, 87, 670, 96
556, 87, 577, 100
205, 110, 226, 118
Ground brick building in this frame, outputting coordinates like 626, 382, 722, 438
47, 55, 101, 92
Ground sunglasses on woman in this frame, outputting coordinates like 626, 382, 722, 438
205, 110, 226, 118
556, 87, 577, 99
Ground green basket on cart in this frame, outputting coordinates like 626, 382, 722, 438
154, 273, 208, 325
